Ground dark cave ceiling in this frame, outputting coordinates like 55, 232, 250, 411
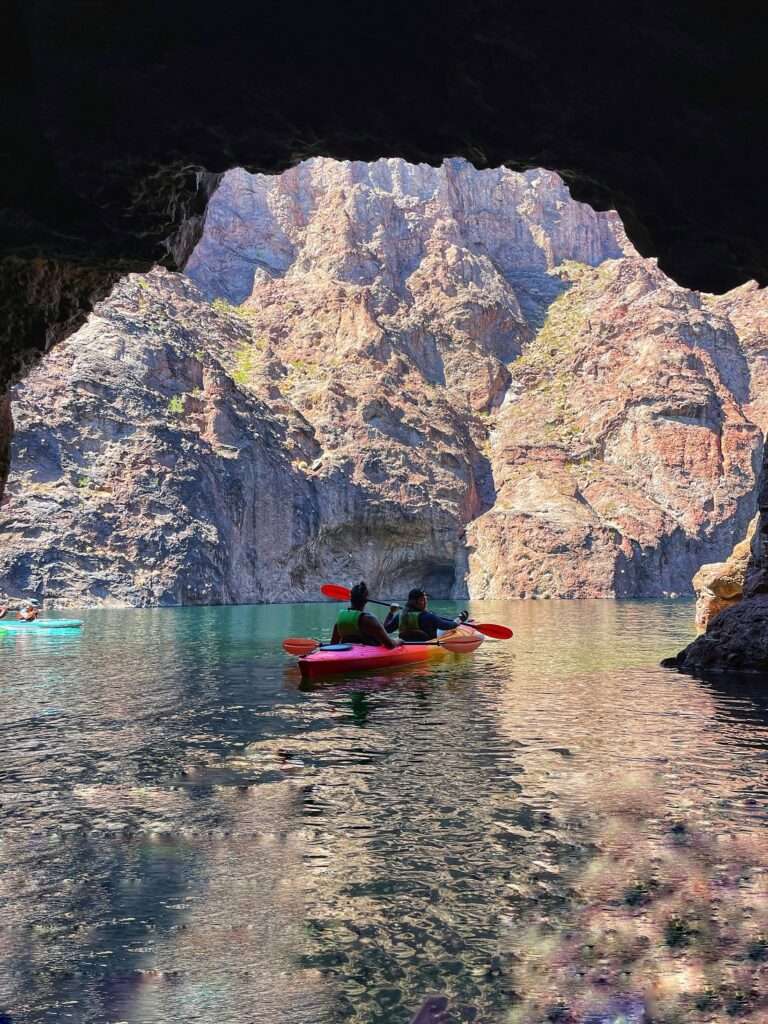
2, 0, 767, 389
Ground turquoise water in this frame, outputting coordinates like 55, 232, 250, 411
1, 600, 768, 1024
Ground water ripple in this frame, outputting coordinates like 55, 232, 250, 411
2, 601, 768, 1022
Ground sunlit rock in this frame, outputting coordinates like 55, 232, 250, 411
0, 159, 763, 606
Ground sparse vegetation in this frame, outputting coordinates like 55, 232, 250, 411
212, 297, 261, 324
167, 395, 185, 415
623, 877, 658, 906
288, 358, 322, 377
664, 913, 698, 948
232, 344, 260, 387
280, 358, 325, 394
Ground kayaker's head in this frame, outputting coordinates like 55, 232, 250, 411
350, 581, 369, 610
407, 588, 428, 611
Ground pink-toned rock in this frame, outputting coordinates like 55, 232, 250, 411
706, 281, 768, 431
668, 284, 768, 672
0, 158, 763, 607
468, 258, 761, 597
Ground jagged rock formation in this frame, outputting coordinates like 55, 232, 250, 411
469, 259, 762, 597
0, 159, 765, 607
706, 282, 768, 431
0, 268, 490, 605
666, 281, 768, 673
691, 515, 758, 631
670, 595, 768, 674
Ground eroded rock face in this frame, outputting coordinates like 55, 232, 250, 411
692, 515, 758, 631
706, 282, 768, 431
0, 268, 487, 605
666, 282, 768, 673
468, 259, 762, 597
0, 158, 764, 606
671, 453, 768, 673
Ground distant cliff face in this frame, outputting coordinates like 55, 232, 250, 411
0, 158, 763, 606
468, 259, 761, 597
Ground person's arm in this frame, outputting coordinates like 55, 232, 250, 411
421, 611, 464, 632
331, 623, 341, 644
361, 612, 401, 648
383, 607, 400, 633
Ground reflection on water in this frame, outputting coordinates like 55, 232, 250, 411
1, 600, 767, 1023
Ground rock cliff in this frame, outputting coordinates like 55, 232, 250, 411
691, 515, 758, 632
468, 259, 761, 597
0, 269, 488, 605
0, 158, 764, 607
665, 281, 768, 673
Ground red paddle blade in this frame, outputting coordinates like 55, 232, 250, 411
439, 635, 484, 654
282, 637, 321, 657
472, 622, 514, 640
320, 583, 351, 601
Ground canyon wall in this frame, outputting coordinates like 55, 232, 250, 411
665, 282, 768, 673
0, 158, 763, 606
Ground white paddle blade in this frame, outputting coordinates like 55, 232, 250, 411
440, 635, 484, 654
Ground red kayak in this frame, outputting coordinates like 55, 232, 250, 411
297, 626, 482, 679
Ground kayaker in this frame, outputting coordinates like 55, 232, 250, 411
17, 599, 40, 621
384, 588, 470, 641
331, 582, 401, 648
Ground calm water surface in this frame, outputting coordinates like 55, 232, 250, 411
1, 601, 767, 1024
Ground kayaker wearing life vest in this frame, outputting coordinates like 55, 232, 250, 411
331, 582, 402, 648
384, 588, 469, 641
17, 599, 41, 621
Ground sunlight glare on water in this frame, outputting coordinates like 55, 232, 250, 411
1, 600, 767, 1024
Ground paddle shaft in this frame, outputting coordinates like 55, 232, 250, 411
320, 583, 399, 608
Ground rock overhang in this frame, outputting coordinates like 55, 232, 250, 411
3, 0, 768, 397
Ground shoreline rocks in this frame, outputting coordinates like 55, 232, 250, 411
691, 515, 757, 631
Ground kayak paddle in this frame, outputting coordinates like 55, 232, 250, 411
471, 622, 513, 639
416, 634, 484, 653
320, 583, 512, 638
320, 583, 398, 609
282, 638, 353, 656
283, 634, 482, 657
